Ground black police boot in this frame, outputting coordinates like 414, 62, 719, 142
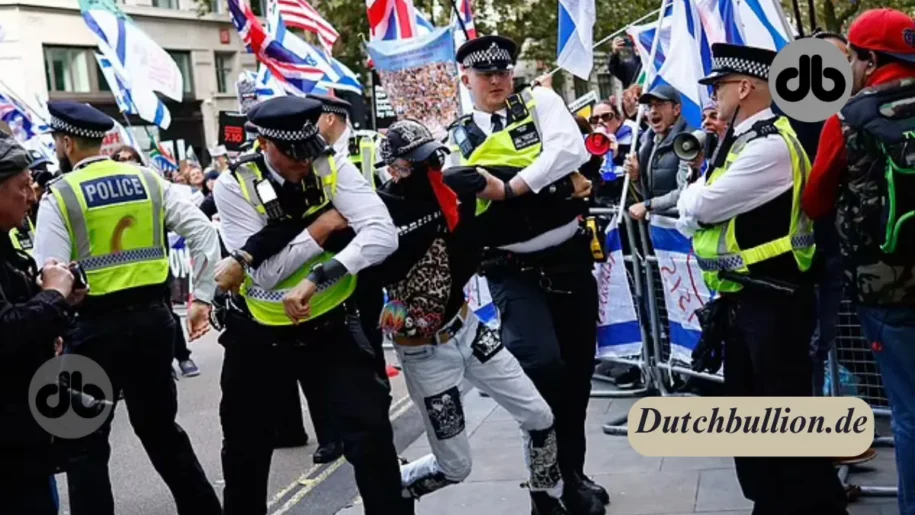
562, 477, 606, 515
579, 474, 610, 505
531, 492, 569, 515
313, 442, 343, 464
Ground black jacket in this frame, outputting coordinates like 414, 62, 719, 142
0, 234, 71, 477
636, 116, 692, 201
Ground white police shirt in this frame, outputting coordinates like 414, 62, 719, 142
213, 153, 398, 290
676, 107, 795, 236
35, 155, 221, 304
445, 86, 590, 254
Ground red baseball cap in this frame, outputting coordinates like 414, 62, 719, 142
848, 8, 915, 63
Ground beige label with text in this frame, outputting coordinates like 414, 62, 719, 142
627, 397, 874, 457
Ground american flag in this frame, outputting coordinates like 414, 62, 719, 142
274, 0, 339, 54
366, 0, 419, 41
227, 0, 329, 95
0, 92, 49, 143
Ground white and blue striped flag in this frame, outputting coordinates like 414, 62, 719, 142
557, 0, 596, 80
649, 215, 718, 369
595, 217, 643, 359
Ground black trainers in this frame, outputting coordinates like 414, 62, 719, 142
562, 479, 606, 515
530, 492, 568, 515
580, 475, 610, 505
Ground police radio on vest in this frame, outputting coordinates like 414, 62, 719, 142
81, 175, 149, 208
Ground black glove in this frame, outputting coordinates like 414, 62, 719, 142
443, 166, 488, 196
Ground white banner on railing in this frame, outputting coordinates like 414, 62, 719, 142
648, 215, 717, 367
595, 217, 642, 359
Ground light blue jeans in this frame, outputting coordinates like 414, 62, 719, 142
857, 304, 915, 515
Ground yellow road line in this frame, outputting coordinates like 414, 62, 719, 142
266, 393, 414, 511
269, 396, 417, 515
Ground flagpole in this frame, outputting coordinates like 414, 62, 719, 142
543, 7, 662, 78
614, 0, 668, 228
447, 0, 471, 40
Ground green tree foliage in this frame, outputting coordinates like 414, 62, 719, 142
780, 0, 915, 35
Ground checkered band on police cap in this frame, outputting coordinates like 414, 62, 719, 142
321, 104, 348, 117
462, 42, 513, 68
712, 55, 770, 80
49, 115, 108, 140
253, 120, 320, 142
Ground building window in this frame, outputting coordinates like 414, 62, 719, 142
598, 73, 613, 100
209, 0, 224, 14
573, 77, 591, 99
215, 52, 235, 94
44, 47, 94, 93
152, 0, 177, 8
167, 51, 195, 95
250, 0, 267, 17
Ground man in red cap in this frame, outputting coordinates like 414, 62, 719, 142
802, 9, 915, 514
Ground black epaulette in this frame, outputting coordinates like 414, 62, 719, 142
448, 114, 473, 133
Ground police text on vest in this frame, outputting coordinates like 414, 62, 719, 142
81, 175, 149, 209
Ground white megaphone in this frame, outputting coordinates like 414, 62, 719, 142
673, 130, 708, 161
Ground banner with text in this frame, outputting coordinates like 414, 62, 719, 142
649, 215, 717, 368
366, 26, 461, 140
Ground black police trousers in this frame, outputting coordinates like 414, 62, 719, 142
722, 286, 848, 515
486, 237, 599, 482
218, 304, 412, 515
63, 300, 221, 515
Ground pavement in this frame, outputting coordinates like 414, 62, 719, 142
47, 319, 901, 515
338, 385, 902, 515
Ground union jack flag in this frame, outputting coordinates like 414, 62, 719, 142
227, 0, 329, 95
452, 0, 478, 40
274, 0, 339, 54
366, 0, 419, 41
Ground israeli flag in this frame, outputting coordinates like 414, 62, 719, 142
557, 0, 596, 80
650, 0, 711, 129
595, 217, 643, 359
649, 215, 717, 368
695, 0, 792, 51
314, 52, 364, 95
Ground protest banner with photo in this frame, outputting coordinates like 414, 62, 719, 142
366, 26, 461, 140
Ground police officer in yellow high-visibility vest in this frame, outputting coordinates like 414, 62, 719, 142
210, 96, 410, 515
443, 35, 607, 515
34, 101, 223, 515
677, 43, 848, 514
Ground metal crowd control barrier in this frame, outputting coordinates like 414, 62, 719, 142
586, 208, 898, 500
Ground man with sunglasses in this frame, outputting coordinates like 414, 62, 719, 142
677, 43, 847, 514
211, 96, 410, 515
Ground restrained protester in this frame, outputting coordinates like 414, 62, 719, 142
0, 135, 84, 514
211, 96, 411, 515
34, 101, 223, 515
677, 43, 847, 514
216, 119, 593, 514
443, 35, 608, 515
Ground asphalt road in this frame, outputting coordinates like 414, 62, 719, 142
52, 323, 423, 515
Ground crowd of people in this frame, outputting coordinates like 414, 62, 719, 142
0, 6, 913, 515
378, 61, 462, 138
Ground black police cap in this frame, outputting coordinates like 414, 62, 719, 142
306, 93, 352, 118
699, 43, 777, 85
47, 100, 114, 140
456, 35, 518, 71
246, 96, 324, 142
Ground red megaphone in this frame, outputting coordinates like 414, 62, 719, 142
585, 132, 613, 156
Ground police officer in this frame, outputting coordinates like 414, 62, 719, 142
677, 43, 847, 514
211, 96, 411, 515
445, 35, 607, 515
308, 93, 388, 188
34, 101, 223, 515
